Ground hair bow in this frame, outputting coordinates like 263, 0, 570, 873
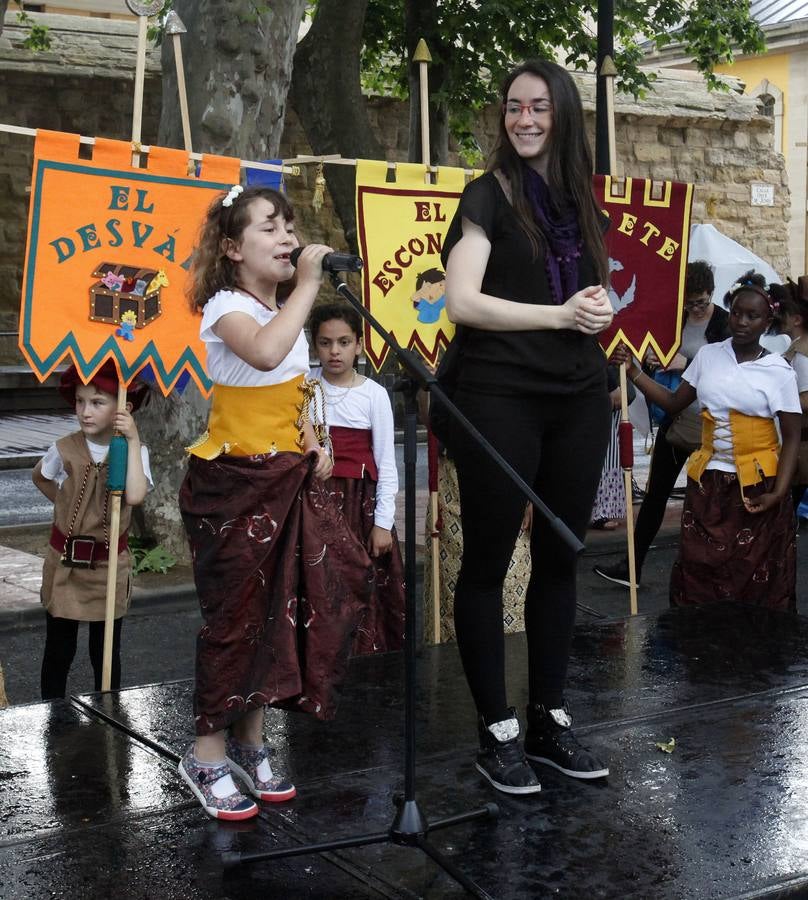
222, 184, 244, 208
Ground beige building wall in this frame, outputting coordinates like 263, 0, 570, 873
646, 19, 808, 276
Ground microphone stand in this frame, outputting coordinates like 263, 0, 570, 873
223, 272, 583, 896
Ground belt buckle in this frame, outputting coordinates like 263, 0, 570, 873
61, 535, 96, 569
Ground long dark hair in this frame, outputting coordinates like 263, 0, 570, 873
489, 59, 608, 286
187, 186, 295, 312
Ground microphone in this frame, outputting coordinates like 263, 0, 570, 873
289, 247, 363, 273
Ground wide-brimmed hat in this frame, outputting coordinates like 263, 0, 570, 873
59, 359, 148, 410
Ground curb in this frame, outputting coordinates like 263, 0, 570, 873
0, 455, 42, 471
0, 582, 200, 630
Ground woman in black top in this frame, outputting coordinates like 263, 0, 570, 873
442, 59, 614, 794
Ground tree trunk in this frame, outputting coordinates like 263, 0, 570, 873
141, 0, 306, 562
0, 2, 9, 36
289, 0, 383, 252
405, 0, 450, 166
158, 0, 307, 158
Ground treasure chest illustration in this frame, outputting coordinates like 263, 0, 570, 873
89, 262, 165, 329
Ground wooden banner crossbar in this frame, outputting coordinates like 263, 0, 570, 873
0, 123, 300, 176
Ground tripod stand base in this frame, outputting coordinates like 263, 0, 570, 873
390, 796, 499, 844
223, 796, 498, 898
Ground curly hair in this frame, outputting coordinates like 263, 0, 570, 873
187, 186, 295, 312
726, 269, 776, 315
308, 302, 363, 342
685, 260, 714, 298
489, 59, 608, 287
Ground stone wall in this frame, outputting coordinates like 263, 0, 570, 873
0, 13, 791, 363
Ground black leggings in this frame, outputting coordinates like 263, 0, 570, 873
41, 612, 123, 700
451, 388, 610, 723
632, 425, 691, 575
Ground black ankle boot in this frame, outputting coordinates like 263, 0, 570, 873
476, 708, 541, 795
524, 702, 609, 780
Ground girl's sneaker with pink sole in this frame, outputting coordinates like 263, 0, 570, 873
225, 737, 297, 802
178, 745, 258, 821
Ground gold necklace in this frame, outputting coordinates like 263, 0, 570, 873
324, 370, 357, 407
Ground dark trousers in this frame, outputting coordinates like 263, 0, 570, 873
632, 425, 691, 574
41, 612, 123, 700
451, 388, 610, 723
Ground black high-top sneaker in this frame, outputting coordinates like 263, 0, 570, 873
476, 708, 541, 795
524, 702, 609, 779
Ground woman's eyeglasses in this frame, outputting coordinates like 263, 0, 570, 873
503, 102, 553, 118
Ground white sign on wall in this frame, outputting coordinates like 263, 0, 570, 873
750, 183, 775, 206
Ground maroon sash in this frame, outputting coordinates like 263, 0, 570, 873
330, 426, 378, 481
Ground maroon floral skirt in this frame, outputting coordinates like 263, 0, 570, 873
325, 474, 405, 655
179, 452, 375, 735
670, 471, 796, 612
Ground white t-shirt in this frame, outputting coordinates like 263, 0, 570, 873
40, 437, 153, 489
200, 289, 310, 386
683, 338, 801, 473
310, 367, 398, 530
789, 352, 808, 393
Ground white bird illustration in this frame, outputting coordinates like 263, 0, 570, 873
608, 257, 637, 314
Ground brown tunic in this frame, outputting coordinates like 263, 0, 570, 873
40, 431, 132, 621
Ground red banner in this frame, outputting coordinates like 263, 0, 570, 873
595, 176, 694, 366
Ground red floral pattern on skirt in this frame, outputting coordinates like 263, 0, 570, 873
326, 473, 405, 654
180, 452, 375, 734
670, 471, 796, 612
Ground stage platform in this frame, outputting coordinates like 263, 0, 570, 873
3, 605, 808, 898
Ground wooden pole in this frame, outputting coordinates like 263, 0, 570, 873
414, 39, 431, 179
130, 13, 148, 168
101, 382, 127, 691
602, 54, 638, 616
164, 11, 193, 166
103, 1, 159, 689
413, 38, 441, 643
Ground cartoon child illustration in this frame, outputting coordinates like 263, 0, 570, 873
115, 310, 138, 342
411, 268, 446, 325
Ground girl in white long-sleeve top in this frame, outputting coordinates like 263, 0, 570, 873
309, 303, 405, 654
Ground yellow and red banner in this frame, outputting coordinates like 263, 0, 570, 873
596, 175, 694, 365
19, 130, 240, 395
356, 161, 475, 370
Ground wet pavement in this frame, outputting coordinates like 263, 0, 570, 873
4, 605, 808, 898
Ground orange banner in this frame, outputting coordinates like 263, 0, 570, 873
595, 176, 694, 366
19, 130, 241, 395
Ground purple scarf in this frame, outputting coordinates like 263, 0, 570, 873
522, 166, 582, 305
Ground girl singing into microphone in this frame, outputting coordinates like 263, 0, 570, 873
178, 185, 374, 820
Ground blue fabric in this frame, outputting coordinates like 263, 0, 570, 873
245, 159, 284, 190
649, 370, 682, 425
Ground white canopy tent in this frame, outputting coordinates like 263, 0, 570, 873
688, 223, 782, 305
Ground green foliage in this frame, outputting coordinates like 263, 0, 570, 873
13, 1, 52, 51
128, 536, 177, 575
146, 1, 173, 44
360, 0, 766, 140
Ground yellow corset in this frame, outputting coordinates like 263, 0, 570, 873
187, 375, 310, 459
687, 408, 779, 489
